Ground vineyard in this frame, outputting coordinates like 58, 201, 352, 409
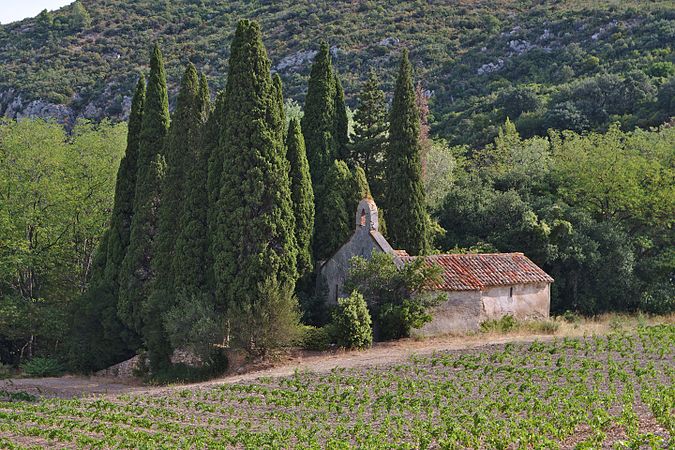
1, 325, 673, 449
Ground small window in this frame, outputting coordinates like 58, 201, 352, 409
509, 287, 513, 298
360, 209, 366, 227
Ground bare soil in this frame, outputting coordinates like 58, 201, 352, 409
2, 333, 554, 399
3, 316, 669, 400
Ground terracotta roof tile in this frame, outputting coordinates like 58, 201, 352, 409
398, 253, 553, 291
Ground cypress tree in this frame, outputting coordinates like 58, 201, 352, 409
69, 233, 130, 371
69, 75, 146, 371
351, 68, 387, 199
286, 118, 314, 276
118, 43, 170, 335
173, 70, 211, 297
143, 62, 201, 369
302, 42, 336, 189
273, 73, 286, 142
105, 74, 145, 288
198, 73, 211, 123
206, 91, 226, 296
384, 49, 429, 255
206, 91, 226, 232
212, 20, 297, 327
353, 165, 372, 201
333, 72, 349, 161
313, 159, 354, 260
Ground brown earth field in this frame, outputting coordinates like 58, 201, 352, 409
1, 316, 652, 399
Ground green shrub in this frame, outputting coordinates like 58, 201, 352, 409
229, 279, 302, 356
344, 253, 444, 341
132, 353, 149, 378
525, 320, 560, 334
163, 291, 225, 363
639, 283, 675, 315
20, 357, 64, 378
0, 363, 11, 379
0, 389, 36, 402
562, 310, 582, 324
300, 325, 335, 351
609, 315, 625, 331
480, 315, 518, 333
149, 356, 228, 385
333, 291, 373, 349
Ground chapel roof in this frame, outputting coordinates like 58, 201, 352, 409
397, 252, 554, 291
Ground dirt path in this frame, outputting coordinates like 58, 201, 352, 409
2, 332, 558, 399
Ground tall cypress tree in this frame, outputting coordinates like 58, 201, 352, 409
272, 73, 286, 142
313, 159, 354, 260
353, 165, 372, 201
384, 49, 429, 255
351, 68, 387, 199
69, 75, 146, 371
302, 42, 336, 189
212, 20, 297, 326
105, 74, 145, 288
206, 91, 226, 296
143, 62, 200, 369
68, 232, 133, 371
173, 70, 211, 298
198, 73, 211, 124
206, 91, 226, 231
286, 118, 314, 276
118, 43, 170, 335
333, 72, 349, 161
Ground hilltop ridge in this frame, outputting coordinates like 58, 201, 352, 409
0, 0, 673, 144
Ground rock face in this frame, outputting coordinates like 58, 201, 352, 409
94, 350, 203, 378
274, 49, 318, 72
0, 87, 132, 126
273, 46, 341, 72
95, 355, 141, 378
0, 89, 74, 124
477, 59, 505, 75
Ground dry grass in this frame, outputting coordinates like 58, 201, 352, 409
474, 312, 675, 340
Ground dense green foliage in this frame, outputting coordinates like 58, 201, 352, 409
345, 252, 445, 340
145, 63, 202, 370
333, 73, 350, 161
437, 121, 674, 314
68, 77, 146, 371
205, 91, 226, 294
0, 119, 126, 366
1, 2, 673, 373
1, 325, 672, 447
118, 44, 170, 335
211, 20, 298, 348
302, 43, 336, 190
162, 292, 222, 364
19, 357, 65, 378
1, 1, 672, 145
384, 50, 429, 255
173, 72, 211, 296
301, 44, 351, 263
229, 278, 302, 356
312, 159, 355, 261
350, 69, 388, 199
286, 118, 315, 276
104, 75, 145, 289
332, 290, 373, 349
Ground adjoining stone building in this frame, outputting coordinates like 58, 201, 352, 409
319, 198, 553, 335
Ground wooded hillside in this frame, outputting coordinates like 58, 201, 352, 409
0, 0, 673, 145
